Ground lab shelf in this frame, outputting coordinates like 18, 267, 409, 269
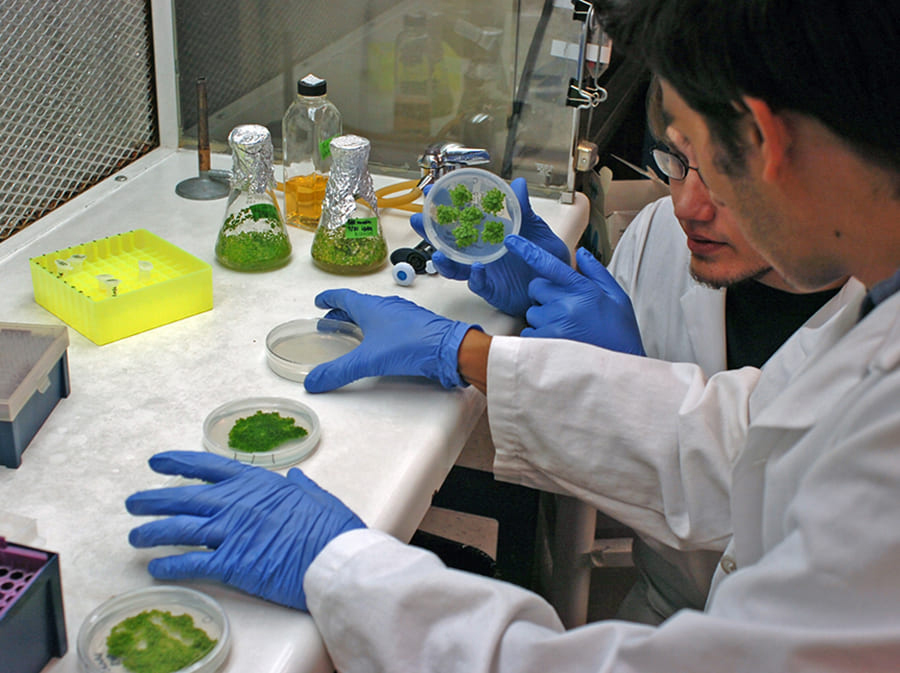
29, 229, 213, 345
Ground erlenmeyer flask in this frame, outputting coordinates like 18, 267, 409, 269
310, 135, 387, 274
215, 124, 292, 271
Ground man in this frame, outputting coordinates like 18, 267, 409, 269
544, 96, 854, 623
416, 76, 856, 623
126, 1, 900, 670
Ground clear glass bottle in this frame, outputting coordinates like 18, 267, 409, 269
215, 125, 292, 271
311, 135, 387, 274
457, 28, 509, 175
427, 10, 454, 120
393, 11, 431, 136
282, 73, 343, 230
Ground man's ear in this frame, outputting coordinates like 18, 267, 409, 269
742, 96, 791, 183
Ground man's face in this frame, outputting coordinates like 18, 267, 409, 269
659, 80, 845, 291
664, 127, 774, 289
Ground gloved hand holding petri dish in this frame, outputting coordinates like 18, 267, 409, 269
422, 168, 521, 265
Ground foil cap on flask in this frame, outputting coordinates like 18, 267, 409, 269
228, 124, 276, 194
320, 134, 378, 230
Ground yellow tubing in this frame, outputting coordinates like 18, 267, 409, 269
376, 179, 423, 213
275, 179, 423, 213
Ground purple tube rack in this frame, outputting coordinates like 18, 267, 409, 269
0, 537, 68, 673
0, 539, 47, 618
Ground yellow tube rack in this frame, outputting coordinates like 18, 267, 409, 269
29, 229, 213, 345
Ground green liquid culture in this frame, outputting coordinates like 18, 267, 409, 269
106, 609, 217, 673
215, 125, 292, 271
311, 134, 387, 274
216, 203, 292, 271
311, 215, 388, 274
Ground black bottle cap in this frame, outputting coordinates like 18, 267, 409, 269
298, 73, 327, 96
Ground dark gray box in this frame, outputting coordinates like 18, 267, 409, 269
0, 322, 70, 468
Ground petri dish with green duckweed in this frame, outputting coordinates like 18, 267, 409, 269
422, 167, 521, 265
202, 397, 321, 468
76, 586, 230, 673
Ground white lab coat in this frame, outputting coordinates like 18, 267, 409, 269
485, 199, 863, 551
604, 196, 864, 602
307, 285, 900, 672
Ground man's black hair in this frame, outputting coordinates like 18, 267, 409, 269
592, 0, 899, 177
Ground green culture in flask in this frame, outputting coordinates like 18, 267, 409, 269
311, 135, 387, 274
215, 124, 292, 271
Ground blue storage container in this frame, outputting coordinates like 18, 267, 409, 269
0, 322, 70, 469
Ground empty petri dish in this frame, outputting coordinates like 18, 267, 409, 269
202, 396, 321, 468
77, 585, 230, 673
266, 317, 362, 383
422, 167, 521, 265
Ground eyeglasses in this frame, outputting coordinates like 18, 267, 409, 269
651, 146, 705, 185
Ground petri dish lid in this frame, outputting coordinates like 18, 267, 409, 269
266, 317, 363, 383
77, 585, 231, 673
422, 167, 521, 265
202, 396, 321, 468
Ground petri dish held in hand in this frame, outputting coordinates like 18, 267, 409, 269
422, 167, 521, 265
202, 397, 321, 469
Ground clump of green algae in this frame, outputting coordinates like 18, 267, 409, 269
481, 220, 506, 244
435, 204, 458, 226
452, 221, 479, 248
106, 609, 217, 673
457, 206, 483, 228
481, 188, 505, 215
449, 183, 472, 208
228, 410, 308, 453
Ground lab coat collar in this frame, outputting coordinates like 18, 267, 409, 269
752, 283, 898, 430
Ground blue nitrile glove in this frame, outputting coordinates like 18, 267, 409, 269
304, 289, 478, 393
126, 451, 365, 611
506, 236, 645, 356
410, 177, 570, 317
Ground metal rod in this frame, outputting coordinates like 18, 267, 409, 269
175, 77, 229, 200
196, 77, 211, 173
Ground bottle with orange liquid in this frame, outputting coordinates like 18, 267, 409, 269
282, 74, 342, 230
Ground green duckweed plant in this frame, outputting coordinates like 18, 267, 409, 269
228, 410, 308, 453
106, 609, 217, 673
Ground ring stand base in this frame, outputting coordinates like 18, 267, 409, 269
175, 171, 230, 200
